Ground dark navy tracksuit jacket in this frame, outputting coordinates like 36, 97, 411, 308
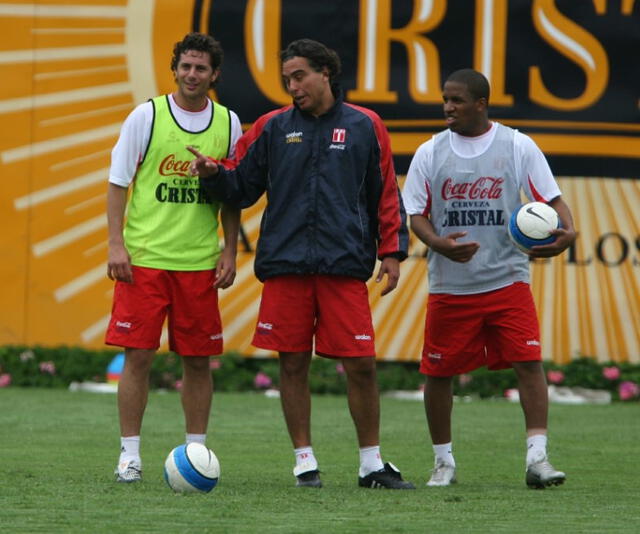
200, 90, 409, 282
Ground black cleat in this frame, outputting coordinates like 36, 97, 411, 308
295, 469, 323, 488
358, 462, 415, 489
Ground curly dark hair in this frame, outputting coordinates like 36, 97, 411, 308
280, 39, 341, 83
171, 32, 224, 88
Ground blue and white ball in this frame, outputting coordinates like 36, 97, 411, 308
508, 201, 560, 253
164, 443, 220, 493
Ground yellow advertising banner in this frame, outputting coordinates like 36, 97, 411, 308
0, 0, 638, 363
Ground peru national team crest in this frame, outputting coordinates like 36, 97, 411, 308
332, 128, 346, 143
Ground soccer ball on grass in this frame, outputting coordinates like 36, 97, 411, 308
164, 443, 220, 493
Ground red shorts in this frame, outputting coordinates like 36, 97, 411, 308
252, 275, 375, 358
420, 282, 541, 376
105, 266, 223, 356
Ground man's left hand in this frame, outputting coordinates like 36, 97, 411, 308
528, 227, 577, 258
376, 256, 400, 296
214, 247, 237, 289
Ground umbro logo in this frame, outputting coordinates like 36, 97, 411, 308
285, 131, 303, 143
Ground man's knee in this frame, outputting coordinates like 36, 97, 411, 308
279, 352, 311, 378
124, 349, 155, 375
513, 360, 544, 379
182, 356, 210, 373
343, 357, 377, 385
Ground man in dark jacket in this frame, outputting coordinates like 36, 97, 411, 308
188, 39, 413, 490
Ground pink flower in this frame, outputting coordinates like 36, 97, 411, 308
254, 372, 272, 389
602, 366, 620, 381
458, 374, 473, 387
174, 380, 183, 391
0, 373, 11, 387
39, 361, 56, 375
335, 363, 345, 375
618, 381, 640, 401
546, 370, 564, 384
209, 359, 222, 370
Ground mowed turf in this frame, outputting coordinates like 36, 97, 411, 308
1, 388, 638, 533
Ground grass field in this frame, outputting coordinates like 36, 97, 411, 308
1, 388, 638, 533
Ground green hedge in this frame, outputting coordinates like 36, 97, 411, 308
0, 345, 638, 401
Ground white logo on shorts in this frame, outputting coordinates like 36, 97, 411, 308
116, 321, 132, 329
354, 334, 371, 341
428, 352, 442, 359
258, 321, 273, 330
210, 333, 223, 340
526, 340, 540, 346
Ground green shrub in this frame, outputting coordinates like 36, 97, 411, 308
0, 345, 638, 401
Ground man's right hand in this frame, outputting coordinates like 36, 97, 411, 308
432, 231, 480, 263
107, 243, 133, 283
187, 145, 220, 178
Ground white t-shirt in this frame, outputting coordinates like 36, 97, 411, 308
402, 122, 562, 294
403, 122, 560, 216
109, 94, 242, 187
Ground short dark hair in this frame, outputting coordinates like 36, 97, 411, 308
171, 32, 224, 88
280, 39, 341, 83
446, 69, 490, 102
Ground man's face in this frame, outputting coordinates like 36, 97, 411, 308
442, 80, 486, 136
282, 56, 330, 116
173, 50, 218, 103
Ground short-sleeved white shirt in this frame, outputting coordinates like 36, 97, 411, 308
403, 122, 560, 217
109, 94, 242, 187
402, 122, 562, 294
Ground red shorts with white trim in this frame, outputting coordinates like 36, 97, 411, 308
252, 275, 375, 358
420, 282, 541, 376
105, 266, 223, 356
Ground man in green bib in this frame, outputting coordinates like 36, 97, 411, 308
105, 32, 242, 483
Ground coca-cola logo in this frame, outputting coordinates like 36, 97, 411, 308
159, 154, 191, 177
441, 176, 504, 200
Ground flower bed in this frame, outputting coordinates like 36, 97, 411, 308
0, 345, 638, 401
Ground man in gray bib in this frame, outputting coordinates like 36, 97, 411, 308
403, 68, 577, 489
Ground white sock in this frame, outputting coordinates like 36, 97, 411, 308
526, 434, 548, 466
433, 442, 455, 467
186, 433, 206, 445
294, 446, 318, 474
119, 436, 141, 465
359, 445, 384, 477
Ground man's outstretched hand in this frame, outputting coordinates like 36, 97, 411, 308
187, 145, 220, 178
